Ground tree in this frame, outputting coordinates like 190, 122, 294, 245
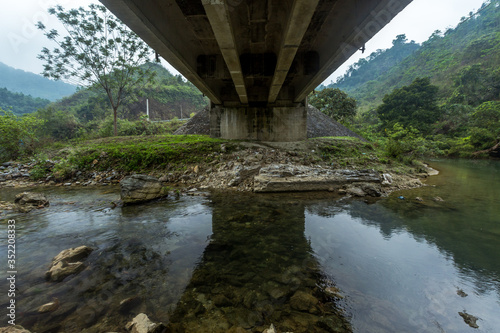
449, 65, 500, 106
308, 88, 357, 123
37, 4, 156, 136
377, 77, 440, 134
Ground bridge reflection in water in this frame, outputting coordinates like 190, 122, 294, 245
13, 189, 350, 333
167, 192, 351, 332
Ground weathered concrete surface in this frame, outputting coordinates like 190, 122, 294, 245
210, 105, 307, 141
176, 104, 364, 141
253, 164, 381, 193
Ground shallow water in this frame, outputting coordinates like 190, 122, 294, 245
1, 159, 499, 332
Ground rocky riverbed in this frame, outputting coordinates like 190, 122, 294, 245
0, 139, 433, 215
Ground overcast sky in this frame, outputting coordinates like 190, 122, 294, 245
0, 0, 487, 85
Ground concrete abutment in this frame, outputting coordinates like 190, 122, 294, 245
210, 104, 307, 142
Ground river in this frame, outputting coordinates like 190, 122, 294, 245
1, 159, 499, 332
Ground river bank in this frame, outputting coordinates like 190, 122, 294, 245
0, 136, 435, 214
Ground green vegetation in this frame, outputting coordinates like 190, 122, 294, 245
33, 135, 227, 179
37, 4, 157, 136
0, 109, 45, 161
328, 1, 499, 112
1, 1, 499, 174
0, 88, 50, 115
329, 0, 500, 159
325, 34, 420, 95
308, 88, 357, 123
377, 77, 440, 134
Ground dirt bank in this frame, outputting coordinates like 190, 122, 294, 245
0, 138, 433, 202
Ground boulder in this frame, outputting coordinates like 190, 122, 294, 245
14, 192, 49, 213
37, 298, 60, 313
120, 174, 167, 205
45, 246, 93, 282
254, 164, 381, 193
125, 313, 166, 333
52, 245, 93, 264
289, 290, 319, 313
46, 261, 85, 282
346, 186, 366, 197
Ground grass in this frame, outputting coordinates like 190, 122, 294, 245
37, 135, 229, 175
27, 134, 423, 181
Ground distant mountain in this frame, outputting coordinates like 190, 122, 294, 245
0, 87, 50, 115
327, 0, 500, 112
0, 62, 76, 101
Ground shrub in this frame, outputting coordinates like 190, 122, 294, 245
469, 127, 496, 149
384, 123, 425, 162
35, 107, 82, 140
309, 88, 357, 123
0, 109, 45, 161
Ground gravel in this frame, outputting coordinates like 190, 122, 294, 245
174, 105, 365, 140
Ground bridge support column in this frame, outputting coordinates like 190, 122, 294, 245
210, 104, 307, 142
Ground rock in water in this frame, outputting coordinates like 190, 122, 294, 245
37, 298, 60, 313
14, 192, 49, 212
459, 311, 479, 329
120, 174, 167, 205
125, 313, 166, 333
45, 246, 93, 282
51, 246, 93, 264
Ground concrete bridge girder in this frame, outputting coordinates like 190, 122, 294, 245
100, 0, 412, 141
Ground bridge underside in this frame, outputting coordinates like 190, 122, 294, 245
100, 0, 412, 141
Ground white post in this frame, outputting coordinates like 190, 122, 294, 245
146, 98, 149, 121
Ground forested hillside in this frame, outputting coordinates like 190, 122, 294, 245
0, 62, 76, 101
328, 0, 500, 113
49, 62, 207, 122
0, 88, 50, 115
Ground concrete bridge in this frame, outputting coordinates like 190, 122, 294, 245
100, 0, 412, 141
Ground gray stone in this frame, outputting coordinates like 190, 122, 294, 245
14, 192, 49, 212
45, 246, 93, 282
254, 164, 381, 193
125, 313, 166, 333
37, 298, 60, 313
120, 174, 167, 205
346, 186, 366, 197
361, 183, 382, 197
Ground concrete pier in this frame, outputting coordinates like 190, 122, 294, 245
100, 0, 413, 141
